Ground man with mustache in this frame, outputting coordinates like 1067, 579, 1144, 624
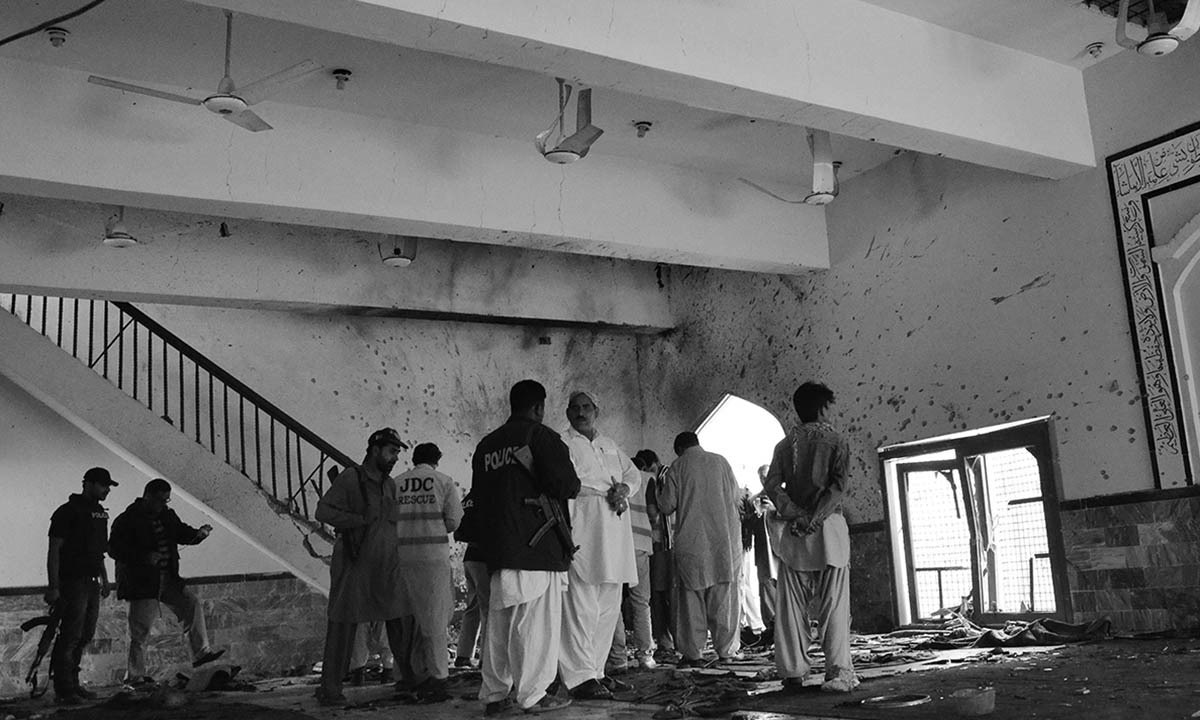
314, 428, 408, 705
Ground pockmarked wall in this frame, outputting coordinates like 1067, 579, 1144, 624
134, 305, 650, 500
640, 37, 1200, 631
0, 374, 285, 587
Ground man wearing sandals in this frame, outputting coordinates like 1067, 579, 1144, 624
763, 381, 859, 693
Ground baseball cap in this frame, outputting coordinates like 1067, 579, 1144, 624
368, 428, 405, 450
83, 467, 119, 486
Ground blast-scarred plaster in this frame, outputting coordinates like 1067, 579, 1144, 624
136, 306, 648, 495
642, 151, 1159, 524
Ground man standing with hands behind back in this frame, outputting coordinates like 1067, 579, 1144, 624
45, 467, 117, 705
109, 478, 225, 687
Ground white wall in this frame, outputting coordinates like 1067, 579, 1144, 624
639, 38, 1200, 520
0, 374, 284, 587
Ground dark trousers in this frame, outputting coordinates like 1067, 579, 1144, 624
50, 577, 100, 695
320, 619, 409, 696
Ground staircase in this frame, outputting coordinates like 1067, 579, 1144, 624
0, 293, 352, 595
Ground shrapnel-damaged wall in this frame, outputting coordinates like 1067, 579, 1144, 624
639, 36, 1200, 632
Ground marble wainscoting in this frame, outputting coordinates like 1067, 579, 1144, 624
1060, 488, 1200, 632
0, 572, 325, 697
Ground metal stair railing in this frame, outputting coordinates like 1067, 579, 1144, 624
1, 293, 350, 535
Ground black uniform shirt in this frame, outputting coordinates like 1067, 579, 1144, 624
48, 493, 109, 582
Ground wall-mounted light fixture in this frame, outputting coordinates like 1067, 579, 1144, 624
103, 206, 138, 248
379, 235, 418, 267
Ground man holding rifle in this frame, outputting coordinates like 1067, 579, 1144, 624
472, 380, 580, 715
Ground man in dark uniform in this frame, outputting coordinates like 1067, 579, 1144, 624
45, 466, 117, 705
474, 379, 580, 715
108, 478, 225, 686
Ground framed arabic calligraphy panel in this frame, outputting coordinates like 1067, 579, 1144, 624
1106, 120, 1200, 488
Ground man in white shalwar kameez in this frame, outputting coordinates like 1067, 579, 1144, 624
560, 390, 642, 699
763, 381, 858, 693
657, 432, 743, 666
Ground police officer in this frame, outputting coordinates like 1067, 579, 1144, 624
474, 379, 580, 715
45, 467, 117, 705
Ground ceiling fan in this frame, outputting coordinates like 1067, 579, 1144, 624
87, 10, 321, 131
1116, 0, 1200, 56
535, 77, 604, 164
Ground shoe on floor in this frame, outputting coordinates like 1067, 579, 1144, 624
54, 692, 84, 706
820, 673, 860, 693
675, 656, 706, 669
569, 678, 613, 700
413, 677, 451, 702
192, 648, 226, 667
379, 667, 394, 683
638, 654, 658, 670
719, 652, 746, 663
454, 656, 475, 668
599, 675, 633, 693
782, 675, 820, 693
74, 685, 99, 700
524, 694, 573, 714
314, 687, 348, 706
485, 697, 517, 716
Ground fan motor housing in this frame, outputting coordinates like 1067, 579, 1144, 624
1138, 33, 1181, 56
543, 149, 581, 164
203, 94, 249, 115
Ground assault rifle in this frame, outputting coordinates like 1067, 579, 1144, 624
515, 434, 578, 559
524, 495, 579, 559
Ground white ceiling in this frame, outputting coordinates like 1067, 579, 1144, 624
0, 0, 1145, 273
3, 0, 1130, 189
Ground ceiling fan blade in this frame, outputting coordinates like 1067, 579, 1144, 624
88, 76, 203, 106
223, 109, 273, 132
1171, 0, 1200, 41
237, 60, 322, 105
554, 125, 603, 157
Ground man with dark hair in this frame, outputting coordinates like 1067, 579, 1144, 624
45, 467, 117, 705
109, 478, 224, 687
314, 427, 408, 705
657, 432, 742, 666
384, 442, 462, 699
763, 381, 857, 693
474, 379, 580, 714
637, 449, 676, 656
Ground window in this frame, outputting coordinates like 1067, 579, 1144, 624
882, 419, 1067, 625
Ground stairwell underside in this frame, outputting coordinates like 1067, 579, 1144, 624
0, 309, 333, 596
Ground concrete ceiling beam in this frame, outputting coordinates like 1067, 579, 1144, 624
196, 0, 1097, 179
0, 57, 827, 276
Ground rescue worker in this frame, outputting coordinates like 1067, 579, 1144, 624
657, 432, 742, 666
560, 390, 642, 699
474, 379, 580, 715
45, 467, 117, 705
108, 478, 225, 686
313, 427, 408, 705
763, 381, 858, 692
384, 442, 462, 698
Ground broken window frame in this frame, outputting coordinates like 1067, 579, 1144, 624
880, 418, 1071, 626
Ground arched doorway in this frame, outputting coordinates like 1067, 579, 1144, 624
694, 394, 785, 492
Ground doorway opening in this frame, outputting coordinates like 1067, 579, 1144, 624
695, 394, 785, 492
881, 418, 1068, 626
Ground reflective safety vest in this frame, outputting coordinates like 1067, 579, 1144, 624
628, 470, 654, 554
387, 464, 463, 564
